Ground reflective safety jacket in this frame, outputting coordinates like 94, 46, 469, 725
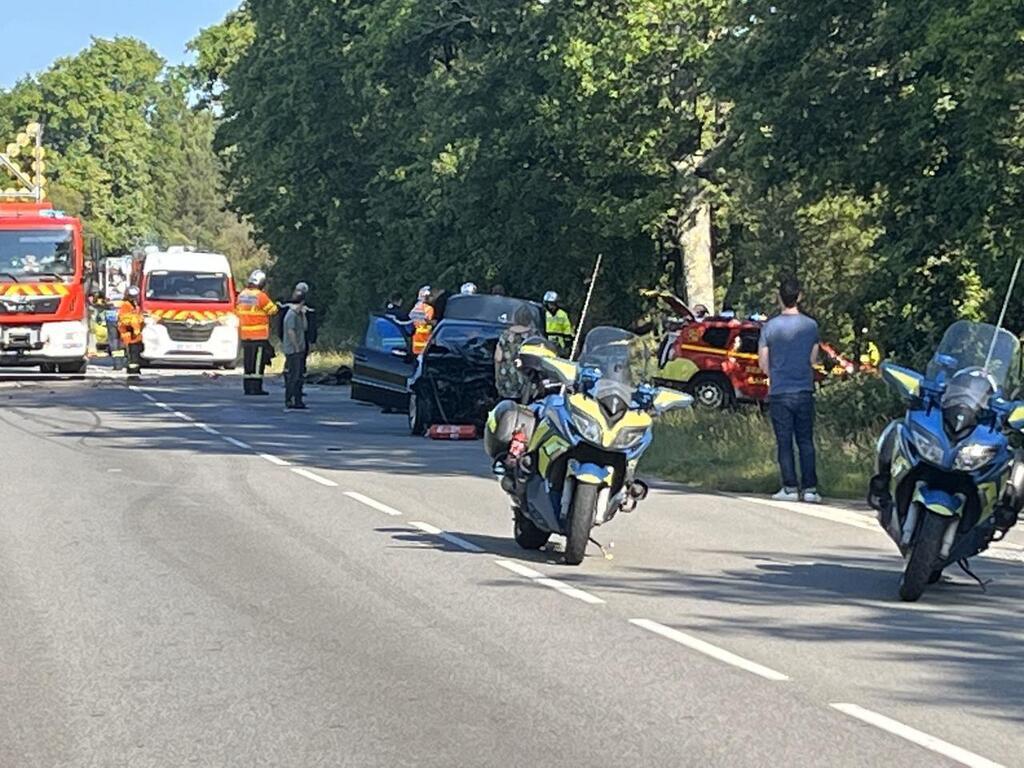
410, 300, 435, 355
545, 308, 574, 341
236, 288, 278, 341
117, 303, 144, 345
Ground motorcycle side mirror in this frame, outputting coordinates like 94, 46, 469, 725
1007, 401, 1024, 431
650, 387, 693, 416
880, 361, 923, 402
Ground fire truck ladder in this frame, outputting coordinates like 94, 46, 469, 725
0, 122, 47, 202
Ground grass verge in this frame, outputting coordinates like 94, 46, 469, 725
641, 377, 898, 500
268, 348, 352, 376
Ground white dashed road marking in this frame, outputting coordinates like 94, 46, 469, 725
830, 703, 1004, 768
222, 436, 253, 450
258, 452, 291, 467
344, 491, 403, 517
290, 467, 338, 487
629, 619, 789, 682
409, 521, 484, 553
494, 559, 605, 605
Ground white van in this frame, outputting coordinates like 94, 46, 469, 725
139, 247, 239, 367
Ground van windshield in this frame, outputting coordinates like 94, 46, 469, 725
146, 271, 230, 303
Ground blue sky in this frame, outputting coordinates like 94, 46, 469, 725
1, 0, 242, 88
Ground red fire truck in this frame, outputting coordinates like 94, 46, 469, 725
0, 124, 90, 373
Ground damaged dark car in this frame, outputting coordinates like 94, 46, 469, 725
351, 294, 546, 435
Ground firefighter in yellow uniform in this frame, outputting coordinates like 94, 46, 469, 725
410, 285, 435, 356
117, 286, 145, 380
236, 270, 279, 396
543, 290, 575, 356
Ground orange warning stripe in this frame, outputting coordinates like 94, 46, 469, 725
676, 343, 759, 362
148, 309, 230, 322
0, 283, 71, 297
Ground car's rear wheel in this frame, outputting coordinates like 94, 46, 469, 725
409, 391, 430, 436
690, 374, 732, 409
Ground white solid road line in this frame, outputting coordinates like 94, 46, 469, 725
409, 521, 485, 553
830, 703, 1005, 768
291, 467, 338, 487
172, 410, 195, 422
222, 436, 253, 451
734, 495, 879, 532
494, 559, 606, 605
629, 619, 790, 682
258, 452, 291, 467
344, 491, 403, 516
196, 423, 220, 436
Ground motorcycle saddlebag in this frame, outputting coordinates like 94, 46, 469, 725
484, 400, 536, 459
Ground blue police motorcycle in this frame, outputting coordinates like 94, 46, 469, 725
869, 320, 1024, 601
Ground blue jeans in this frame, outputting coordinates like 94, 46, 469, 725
769, 391, 818, 490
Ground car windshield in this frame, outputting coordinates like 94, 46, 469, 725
578, 327, 651, 388
146, 271, 230, 302
0, 229, 75, 279
926, 320, 1020, 389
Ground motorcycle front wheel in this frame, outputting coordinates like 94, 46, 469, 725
899, 511, 948, 602
564, 484, 598, 565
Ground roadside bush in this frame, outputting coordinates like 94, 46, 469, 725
642, 375, 896, 499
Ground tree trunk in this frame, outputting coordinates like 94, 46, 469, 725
680, 194, 715, 311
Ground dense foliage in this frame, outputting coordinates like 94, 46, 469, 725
0, 37, 264, 275
4, 1, 1021, 356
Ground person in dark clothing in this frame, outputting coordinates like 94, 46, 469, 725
282, 283, 311, 410
758, 276, 821, 503
490, 284, 506, 296
385, 293, 407, 321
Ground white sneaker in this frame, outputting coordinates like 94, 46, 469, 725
772, 487, 800, 502
802, 488, 823, 504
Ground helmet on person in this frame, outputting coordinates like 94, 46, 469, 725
418, 285, 432, 302
248, 270, 267, 288
543, 290, 559, 305
293, 281, 309, 297
460, 282, 478, 295
126, 286, 140, 302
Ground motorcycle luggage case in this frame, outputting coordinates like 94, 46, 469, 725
484, 400, 536, 459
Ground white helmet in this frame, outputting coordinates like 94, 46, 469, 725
543, 290, 558, 304
460, 282, 478, 295
418, 285, 432, 301
248, 269, 267, 288
126, 285, 140, 300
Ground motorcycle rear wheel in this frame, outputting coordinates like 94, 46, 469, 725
564, 484, 598, 565
899, 511, 948, 602
513, 508, 550, 550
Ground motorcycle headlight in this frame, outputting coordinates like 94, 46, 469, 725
910, 429, 944, 465
954, 443, 998, 472
571, 409, 603, 445
220, 313, 239, 328
611, 426, 649, 450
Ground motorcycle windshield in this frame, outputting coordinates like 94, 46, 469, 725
926, 320, 1020, 390
578, 327, 651, 400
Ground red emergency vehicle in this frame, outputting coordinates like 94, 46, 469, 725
0, 201, 89, 373
648, 292, 855, 408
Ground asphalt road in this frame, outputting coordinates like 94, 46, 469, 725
1, 366, 1023, 767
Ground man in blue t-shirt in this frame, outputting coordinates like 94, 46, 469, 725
758, 277, 821, 503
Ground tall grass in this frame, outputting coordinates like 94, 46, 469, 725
641, 376, 901, 499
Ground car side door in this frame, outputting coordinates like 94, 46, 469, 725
351, 314, 415, 409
